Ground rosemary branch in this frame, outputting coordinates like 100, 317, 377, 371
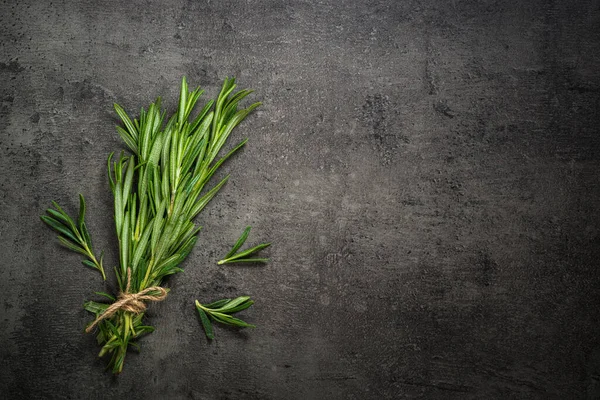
42, 77, 261, 373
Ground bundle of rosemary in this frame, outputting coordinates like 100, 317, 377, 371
42, 77, 260, 373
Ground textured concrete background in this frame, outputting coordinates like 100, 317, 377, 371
1, 0, 600, 399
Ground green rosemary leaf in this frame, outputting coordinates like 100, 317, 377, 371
130, 193, 138, 237
114, 176, 123, 238
122, 156, 135, 209
150, 199, 166, 254
114, 103, 138, 140
219, 258, 270, 265
141, 103, 155, 160
57, 235, 87, 256
154, 101, 165, 132
82, 259, 99, 271
94, 291, 116, 301
212, 296, 251, 312
116, 126, 138, 154
203, 299, 231, 309
212, 77, 237, 135
78, 194, 86, 229
107, 152, 116, 192
229, 243, 271, 259
147, 131, 164, 168
41, 215, 78, 243
209, 312, 255, 328
153, 253, 180, 272
120, 214, 130, 276
131, 221, 153, 273
224, 300, 255, 314
139, 107, 146, 130
169, 123, 178, 185
178, 76, 188, 128
114, 265, 123, 292
46, 208, 72, 227
80, 221, 92, 247
83, 300, 109, 315
184, 88, 203, 124
50, 201, 77, 232
225, 89, 254, 112
152, 216, 176, 263
192, 114, 214, 178
225, 226, 251, 259
189, 175, 229, 218
189, 100, 214, 133
182, 121, 212, 177
195, 301, 214, 340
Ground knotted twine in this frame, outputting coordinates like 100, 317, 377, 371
85, 268, 168, 333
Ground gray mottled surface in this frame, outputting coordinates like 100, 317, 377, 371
1, 0, 600, 399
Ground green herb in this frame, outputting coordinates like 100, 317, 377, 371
217, 226, 271, 265
41, 194, 106, 280
41, 77, 260, 373
195, 296, 255, 340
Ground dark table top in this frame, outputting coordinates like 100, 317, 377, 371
1, 1, 599, 398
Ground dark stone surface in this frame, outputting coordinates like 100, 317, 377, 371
1, 0, 600, 398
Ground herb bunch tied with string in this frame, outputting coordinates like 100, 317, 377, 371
42, 77, 260, 373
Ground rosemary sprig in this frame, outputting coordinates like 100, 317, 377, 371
195, 296, 255, 340
42, 77, 261, 373
217, 226, 271, 265
41, 194, 106, 280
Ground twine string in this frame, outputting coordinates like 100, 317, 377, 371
85, 268, 167, 333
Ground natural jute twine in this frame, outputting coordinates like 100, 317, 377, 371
85, 268, 168, 333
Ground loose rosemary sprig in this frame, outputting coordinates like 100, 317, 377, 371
195, 296, 255, 340
217, 226, 271, 265
42, 77, 261, 373
41, 194, 106, 280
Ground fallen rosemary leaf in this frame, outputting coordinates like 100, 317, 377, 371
42, 77, 261, 373
195, 297, 255, 340
217, 226, 271, 265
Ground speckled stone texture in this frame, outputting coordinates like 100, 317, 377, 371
1, 0, 600, 399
